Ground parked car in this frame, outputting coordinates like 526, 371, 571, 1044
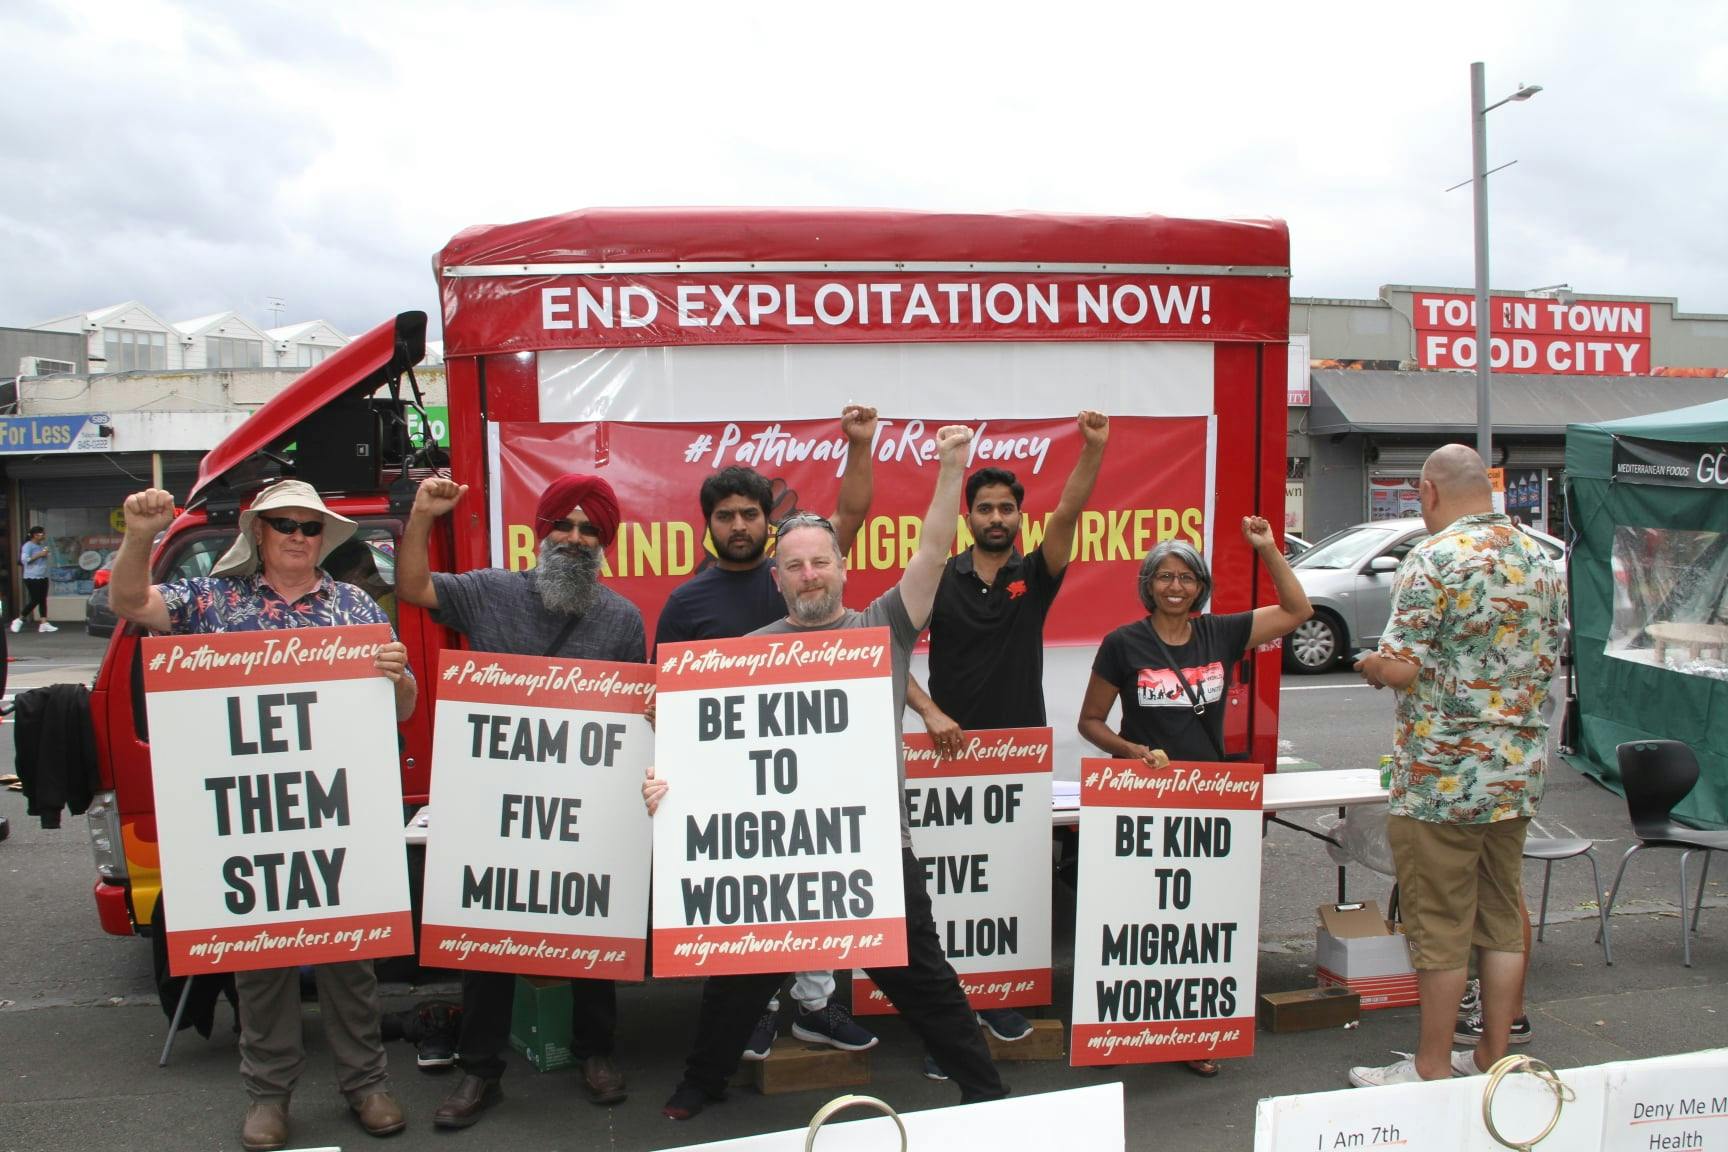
1283, 533, 1311, 560
85, 557, 117, 638
1283, 517, 1566, 674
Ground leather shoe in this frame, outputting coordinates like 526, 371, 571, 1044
351, 1090, 407, 1137
240, 1099, 289, 1151
433, 1075, 503, 1129
581, 1055, 628, 1105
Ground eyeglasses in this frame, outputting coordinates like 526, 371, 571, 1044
549, 518, 602, 540
261, 515, 325, 538
1152, 571, 1199, 588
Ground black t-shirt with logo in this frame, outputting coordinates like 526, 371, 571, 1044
1090, 611, 1254, 763
927, 547, 1065, 728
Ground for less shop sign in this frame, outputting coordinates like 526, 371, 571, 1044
1413, 293, 1651, 375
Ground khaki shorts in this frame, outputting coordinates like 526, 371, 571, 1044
1387, 814, 1529, 970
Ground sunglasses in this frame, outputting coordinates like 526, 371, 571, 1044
261, 515, 325, 538
549, 518, 602, 539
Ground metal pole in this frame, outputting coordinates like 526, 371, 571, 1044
1471, 61, 1493, 461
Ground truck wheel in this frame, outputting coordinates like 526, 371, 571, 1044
1285, 612, 1343, 674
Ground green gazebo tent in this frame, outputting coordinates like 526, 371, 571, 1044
1564, 396, 1728, 828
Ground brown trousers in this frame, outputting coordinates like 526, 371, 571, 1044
235, 961, 391, 1104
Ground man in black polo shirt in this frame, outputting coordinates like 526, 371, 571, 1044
906, 409, 1108, 1072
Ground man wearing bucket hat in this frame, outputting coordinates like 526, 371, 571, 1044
396, 470, 646, 1128
109, 479, 417, 1151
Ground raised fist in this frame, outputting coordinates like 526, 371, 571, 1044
122, 489, 178, 538
935, 425, 973, 466
1078, 410, 1109, 448
414, 476, 469, 518
840, 404, 879, 447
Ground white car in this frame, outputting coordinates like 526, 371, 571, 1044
1283, 517, 1566, 674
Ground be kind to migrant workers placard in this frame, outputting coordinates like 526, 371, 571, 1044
855, 728, 1053, 1014
1070, 759, 1263, 1067
143, 625, 413, 975
652, 628, 907, 977
419, 651, 655, 979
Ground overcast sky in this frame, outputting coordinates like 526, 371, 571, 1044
3, 0, 1725, 339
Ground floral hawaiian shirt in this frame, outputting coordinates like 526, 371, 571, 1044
1377, 512, 1565, 824
159, 571, 397, 638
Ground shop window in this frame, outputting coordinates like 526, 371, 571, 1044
1608, 526, 1728, 681
33, 511, 125, 598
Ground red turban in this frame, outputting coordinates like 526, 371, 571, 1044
534, 473, 621, 548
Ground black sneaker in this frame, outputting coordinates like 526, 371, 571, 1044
417, 1029, 457, 1069
1457, 977, 1481, 1016
1453, 1009, 1533, 1046
411, 999, 462, 1070
741, 1011, 776, 1062
977, 1008, 1033, 1041
921, 1054, 949, 1081
791, 1004, 879, 1051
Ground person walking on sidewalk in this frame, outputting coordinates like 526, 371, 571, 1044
109, 481, 416, 1151
1347, 444, 1564, 1088
905, 409, 1109, 1079
14, 526, 56, 632
398, 471, 645, 1129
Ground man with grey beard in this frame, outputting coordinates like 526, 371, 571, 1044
397, 472, 646, 1128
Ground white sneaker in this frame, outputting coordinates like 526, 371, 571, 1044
1451, 1048, 1484, 1076
1348, 1055, 1422, 1087
9, 619, 19, 633
38, 621, 57, 633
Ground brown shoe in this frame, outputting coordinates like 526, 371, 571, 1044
240, 1100, 289, 1151
581, 1055, 628, 1105
351, 1090, 407, 1137
432, 1075, 503, 1129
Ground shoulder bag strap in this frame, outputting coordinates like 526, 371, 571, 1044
1142, 619, 1227, 761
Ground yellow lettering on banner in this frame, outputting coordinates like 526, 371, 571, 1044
508, 525, 536, 571
955, 517, 975, 554
1021, 513, 1049, 556
612, 521, 699, 577
1105, 509, 1132, 561
1182, 507, 1204, 549
1078, 510, 1106, 562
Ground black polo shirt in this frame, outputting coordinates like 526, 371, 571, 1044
926, 547, 1065, 728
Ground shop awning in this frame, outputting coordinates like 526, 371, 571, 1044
1307, 370, 1728, 436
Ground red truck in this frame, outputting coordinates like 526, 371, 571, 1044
83, 208, 1293, 968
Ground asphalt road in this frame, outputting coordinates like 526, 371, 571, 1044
1, 637, 1723, 1151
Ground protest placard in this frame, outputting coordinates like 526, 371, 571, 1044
143, 625, 412, 974
854, 728, 1052, 1014
418, 650, 655, 979
651, 628, 907, 977
1070, 758, 1263, 1067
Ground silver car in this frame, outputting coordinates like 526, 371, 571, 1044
1283, 517, 1566, 674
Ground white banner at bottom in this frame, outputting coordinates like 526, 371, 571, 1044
1254, 1048, 1728, 1152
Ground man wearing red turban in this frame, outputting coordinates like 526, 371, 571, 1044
397, 472, 645, 1128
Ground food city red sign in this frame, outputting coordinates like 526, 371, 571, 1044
493, 416, 1211, 645
1412, 292, 1652, 375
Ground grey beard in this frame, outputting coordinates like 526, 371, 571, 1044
785, 584, 843, 626
535, 539, 603, 616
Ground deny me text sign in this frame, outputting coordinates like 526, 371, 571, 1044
420, 651, 655, 979
143, 625, 413, 974
1071, 759, 1263, 1066
652, 628, 907, 977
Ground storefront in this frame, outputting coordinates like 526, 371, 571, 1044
0, 414, 207, 621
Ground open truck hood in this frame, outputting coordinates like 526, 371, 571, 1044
188, 310, 426, 505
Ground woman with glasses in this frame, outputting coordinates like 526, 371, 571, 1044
1077, 515, 1311, 1077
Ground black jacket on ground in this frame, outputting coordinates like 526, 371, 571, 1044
15, 683, 99, 829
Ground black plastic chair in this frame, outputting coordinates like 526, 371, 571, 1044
1608, 740, 1728, 967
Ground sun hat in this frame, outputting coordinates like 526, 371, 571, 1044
210, 478, 359, 578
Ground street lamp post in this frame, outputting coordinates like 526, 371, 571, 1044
1470, 62, 1542, 461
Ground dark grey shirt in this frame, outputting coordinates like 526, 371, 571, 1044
753, 586, 920, 846
431, 568, 646, 663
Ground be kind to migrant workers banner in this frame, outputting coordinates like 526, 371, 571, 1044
855, 728, 1053, 1014
143, 626, 413, 975
419, 651, 655, 980
493, 415, 1210, 643
1070, 759, 1263, 1067
652, 628, 907, 977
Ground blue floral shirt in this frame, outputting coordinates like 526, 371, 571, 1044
158, 571, 400, 646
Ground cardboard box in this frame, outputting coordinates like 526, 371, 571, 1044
510, 976, 575, 1072
1258, 986, 1361, 1033
1315, 901, 1418, 1010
